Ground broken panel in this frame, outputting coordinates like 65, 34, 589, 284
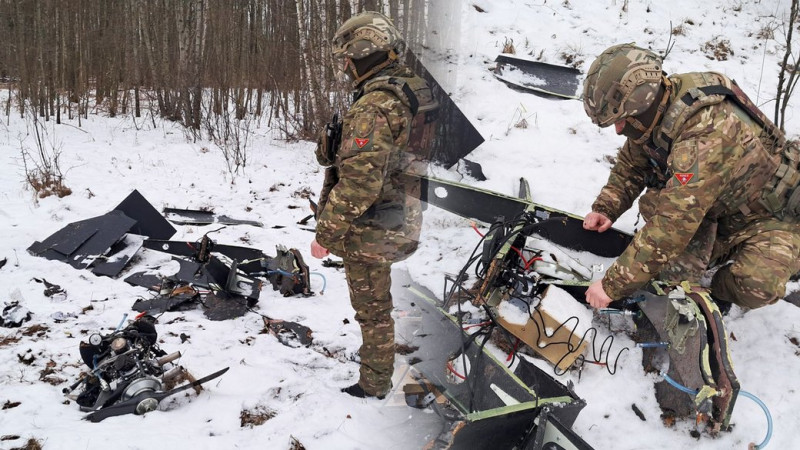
28, 210, 136, 271
163, 208, 263, 227
113, 190, 176, 240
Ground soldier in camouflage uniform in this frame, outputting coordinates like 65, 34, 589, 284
581, 43, 800, 310
310, 11, 434, 399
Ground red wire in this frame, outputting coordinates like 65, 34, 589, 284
462, 321, 492, 330
524, 256, 543, 270
471, 222, 485, 237
584, 360, 608, 367
472, 222, 542, 271
446, 361, 466, 380
507, 338, 521, 362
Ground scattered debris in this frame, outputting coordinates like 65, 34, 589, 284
126, 251, 266, 319
64, 314, 229, 422
632, 403, 646, 421
32, 278, 66, 298
2, 400, 21, 410
202, 291, 251, 321
321, 258, 344, 269
267, 245, 311, 297
27, 190, 174, 278
289, 436, 306, 450
494, 53, 583, 99
163, 207, 263, 227
17, 351, 35, 365
114, 190, 177, 239
132, 283, 199, 315
392, 269, 588, 448
1, 302, 32, 328
457, 158, 487, 181
262, 317, 313, 347
130, 235, 313, 316
50, 312, 78, 323
636, 286, 740, 432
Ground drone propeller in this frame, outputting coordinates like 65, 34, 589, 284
84, 367, 229, 423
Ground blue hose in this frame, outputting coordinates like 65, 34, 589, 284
659, 372, 772, 449
659, 371, 698, 395
115, 313, 128, 331
310, 272, 327, 293
739, 390, 772, 450
268, 269, 295, 278
637, 341, 669, 349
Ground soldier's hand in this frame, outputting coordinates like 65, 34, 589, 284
311, 239, 330, 259
583, 212, 612, 233
585, 280, 613, 309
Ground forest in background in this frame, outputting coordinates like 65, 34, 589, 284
0, 0, 433, 140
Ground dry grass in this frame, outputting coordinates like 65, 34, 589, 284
10, 438, 43, 450
702, 37, 734, 61
240, 405, 277, 428
26, 170, 72, 199
502, 37, 515, 55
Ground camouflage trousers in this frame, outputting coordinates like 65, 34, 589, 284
343, 259, 394, 396
656, 217, 800, 308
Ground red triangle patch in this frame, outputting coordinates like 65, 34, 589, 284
354, 138, 369, 149
675, 173, 694, 185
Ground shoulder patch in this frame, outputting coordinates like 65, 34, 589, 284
354, 137, 370, 149
354, 115, 375, 138
672, 145, 697, 173
674, 173, 695, 185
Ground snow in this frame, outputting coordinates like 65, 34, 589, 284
2, 1, 800, 449
540, 285, 594, 331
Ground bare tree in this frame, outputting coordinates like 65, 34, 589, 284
0, 0, 433, 143
776, 0, 800, 133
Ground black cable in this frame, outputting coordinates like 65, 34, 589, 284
516, 298, 629, 376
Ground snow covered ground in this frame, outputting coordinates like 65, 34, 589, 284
2, 1, 800, 449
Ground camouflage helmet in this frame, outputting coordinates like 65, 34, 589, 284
583, 43, 664, 128
331, 11, 406, 60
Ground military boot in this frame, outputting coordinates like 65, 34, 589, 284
342, 382, 387, 400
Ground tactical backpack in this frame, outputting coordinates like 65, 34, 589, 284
646, 72, 800, 221
361, 74, 440, 163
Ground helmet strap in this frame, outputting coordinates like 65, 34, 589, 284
630, 76, 672, 145
352, 50, 399, 85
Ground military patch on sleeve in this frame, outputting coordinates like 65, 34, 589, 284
674, 173, 695, 185
354, 115, 375, 138
669, 143, 699, 187
354, 137, 370, 148
672, 145, 697, 173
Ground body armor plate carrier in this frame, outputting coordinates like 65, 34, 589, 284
646, 72, 800, 220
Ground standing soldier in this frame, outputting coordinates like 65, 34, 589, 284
310, 11, 436, 399
581, 43, 800, 310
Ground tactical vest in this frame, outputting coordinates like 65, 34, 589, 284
647, 72, 800, 220
361, 74, 440, 163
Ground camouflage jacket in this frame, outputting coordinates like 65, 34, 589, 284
593, 72, 793, 299
315, 65, 424, 264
